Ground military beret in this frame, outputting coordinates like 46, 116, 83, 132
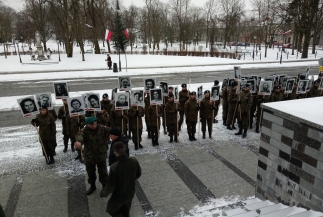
85, 116, 97, 124
214, 80, 219, 85
190, 91, 196, 95
231, 81, 238, 87
244, 83, 251, 88
204, 90, 210, 94
41, 105, 48, 109
168, 86, 174, 90
314, 80, 320, 84
168, 93, 174, 98
102, 93, 108, 98
109, 127, 121, 137
181, 83, 187, 87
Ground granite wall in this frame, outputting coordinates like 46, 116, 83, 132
256, 108, 323, 212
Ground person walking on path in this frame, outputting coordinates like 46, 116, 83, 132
105, 54, 112, 70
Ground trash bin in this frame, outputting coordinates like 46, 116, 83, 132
113, 63, 118, 72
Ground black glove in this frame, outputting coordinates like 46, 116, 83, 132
31, 119, 37, 125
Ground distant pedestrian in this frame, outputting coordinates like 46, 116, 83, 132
105, 54, 112, 70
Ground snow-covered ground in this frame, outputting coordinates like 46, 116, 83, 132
0, 42, 322, 216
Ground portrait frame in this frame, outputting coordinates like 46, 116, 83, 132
233, 66, 241, 79
174, 86, 179, 102
296, 80, 309, 94
258, 80, 273, 95
130, 90, 144, 107
211, 86, 220, 101
197, 86, 203, 101
118, 76, 132, 91
239, 80, 247, 91
35, 92, 53, 110
227, 79, 235, 91
111, 87, 118, 103
149, 88, 163, 105
221, 78, 228, 89
53, 82, 69, 99
246, 79, 256, 94
114, 92, 130, 110
159, 81, 168, 96
85, 93, 101, 111
67, 96, 85, 117
285, 79, 295, 93
17, 96, 39, 118
144, 78, 156, 93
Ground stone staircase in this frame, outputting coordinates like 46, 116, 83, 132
190, 198, 323, 217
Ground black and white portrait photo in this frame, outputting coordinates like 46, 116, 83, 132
111, 88, 117, 103
118, 76, 131, 91
285, 79, 295, 93
130, 90, 144, 106
239, 80, 248, 91
115, 92, 130, 109
221, 78, 228, 89
174, 86, 179, 102
149, 88, 163, 105
17, 96, 39, 117
144, 78, 156, 93
197, 86, 203, 101
211, 86, 220, 101
258, 81, 272, 95
307, 76, 314, 90
159, 82, 168, 96
85, 93, 101, 111
278, 75, 286, 85
53, 82, 69, 99
246, 79, 256, 93
297, 80, 308, 93
234, 66, 241, 79
67, 96, 85, 116
35, 93, 53, 110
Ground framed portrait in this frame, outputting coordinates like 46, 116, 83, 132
246, 79, 256, 93
278, 75, 286, 85
221, 78, 228, 89
149, 88, 163, 105
240, 76, 248, 80
67, 96, 85, 116
130, 90, 144, 107
265, 76, 275, 82
285, 79, 295, 93
53, 82, 69, 99
227, 79, 235, 90
307, 76, 314, 90
17, 96, 39, 118
296, 80, 309, 94
239, 80, 247, 91
233, 66, 241, 79
197, 86, 203, 101
305, 66, 310, 78
174, 86, 179, 102
250, 75, 258, 86
144, 78, 156, 93
35, 92, 53, 110
211, 86, 220, 101
258, 81, 273, 95
111, 88, 118, 103
159, 82, 168, 96
257, 76, 261, 86
85, 93, 101, 111
118, 76, 131, 91
114, 92, 130, 110
319, 79, 323, 90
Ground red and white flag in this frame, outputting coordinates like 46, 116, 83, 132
278, 30, 283, 35
124, 29, 129, 38
105, 29, 113, 41
284, 30, 291, 35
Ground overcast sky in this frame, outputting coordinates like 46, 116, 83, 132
3, 0, 209, 11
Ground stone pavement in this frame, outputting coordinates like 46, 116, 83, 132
0, 134, 259, 217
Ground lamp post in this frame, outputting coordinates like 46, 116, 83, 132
165, 37, 168, 55
15, 40, 22, 63
253, 36, 257, 60
56, 39, 61, 62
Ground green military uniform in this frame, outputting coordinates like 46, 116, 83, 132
221, 85, 229, 126
226, 88, 239, 129
200, 94, 213, 138
147, 104, 162, 146
308, 84, 321, 97
97, 110, 110, 127
270, 90, 283, 102
255, 94, 270, 133
110, 105, 128, 135
58, 103, 71, 151
236, 89, 253, 138
0, 204, 5, 217
284, 86, 297, 100
31, 111, 57, 162
127, 106, 145, 149
249, 91, 257, 129
178, 88, 189, 131
144, 94, 151, 138
49, 109, 58, 120
184, 95, 198, 141
75, 124, 109, 188
67, 115, 85, 160
161, 95, 167, 134
165, 98, 178, 142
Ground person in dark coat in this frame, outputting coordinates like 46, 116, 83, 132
178, 83, 189, 131
184, 91, 198, 141
105, 54, 112, 70
165, 93, 178, 142
100, 142, 141, 217
127, 106, 144, 150
74, 116, 109, 195
108, 127, 129, 166
31, 105, 57, 164
200, 90, 214, 139
58, 99, 73, 152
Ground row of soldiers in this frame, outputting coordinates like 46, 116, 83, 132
221, 72, 323, 138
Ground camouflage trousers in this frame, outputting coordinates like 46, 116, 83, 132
85, 159, 108, 186
226, 103, 238, 127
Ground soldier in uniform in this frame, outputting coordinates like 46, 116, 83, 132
147, 104, 163, 146
270, 85, 283, 102
226, 81, 239, 130
58, 99, 74, 152
100, 93, 113, 123
165, 93, 178, 142
184, 91, 198, 141
212, 80, 221, 123
128, 105, 144, 150
110, 104, 128, 135
178, 83, 189, 131
74, 116, 109, 195
284, 82, 298, 101
248, 78, 257, 129
144, 92, 151, 138
31, 105, 57, 164
200, 90, 214, 139
221, 79, 229, 126
66, 114, 85, 162
235, 83, 253, 138
308, 80, 322, 97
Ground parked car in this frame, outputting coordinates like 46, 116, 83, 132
283, 43, 293, 49
84, 49, 93, 54
236, 42, 245, 46
228, 42, 237, 46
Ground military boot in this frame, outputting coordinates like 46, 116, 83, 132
235, 129, 243, 135
147, 131, 151, 139
86, 183, 96, 195
191, 134, 197, 141
202, 132, 206, 139
232, 125, 237, 130
134, 143, 139, 150
223, 118, 227, 126
169, 136, 173, 143
255, 127, 260, 133
71, 144, 75, 152
63, 145, 67, 153
227, 126, 233, 130
139, 144, 143, 149
209, 132, 212, 139
189, 134, 193, 141
242, 130, 247, 138
49, 156, 55, 164
174, 136, 179, 142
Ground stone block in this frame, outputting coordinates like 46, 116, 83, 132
270, 138, 291, 154
261, 140, 280, 157
302, 162, 323, 181
271, 130, 282, 142
307, 128, 323, 143
261, 126, 271, 137
281, 135, 293, 147
272, 123, 294, 138
305, 145, 323, 163
314, 177, 323, 191
294, 133, 321, 151
290, 164, 315, 184
317, 160, 323, 172
283, 118, 300, 132
291, 149, 317, 168
263, 112, 283, 126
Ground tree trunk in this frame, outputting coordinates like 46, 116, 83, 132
298, 32, 303, 53
301, 31, 311, 58
312, 36, 316, 54
94, 39, 100, 54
